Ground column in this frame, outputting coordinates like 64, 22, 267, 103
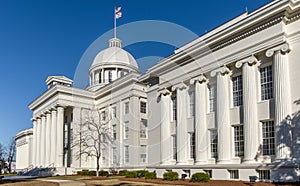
172, 82, 188, 165
92, 72, 95, 85
236, 56, 260, 163
51, 109, 57, 166
159, 88, 172, 165
190, 75, 209, 164
56, 106, 65, 167
45, 112, 51, 166
36, 118, 42, 166
41, 115, 46, 166
211, 66, 232, 164
32, 118, 37, 166
266, 43, 292, 159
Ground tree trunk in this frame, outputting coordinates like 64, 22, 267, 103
96, 156, 100, 177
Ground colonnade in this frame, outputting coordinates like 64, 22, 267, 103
159, 43, 292, 165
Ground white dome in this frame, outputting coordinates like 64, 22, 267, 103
91, 47, 138, 69
90, 38, 139, 71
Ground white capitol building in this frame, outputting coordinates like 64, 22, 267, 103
15, 0, 300, 182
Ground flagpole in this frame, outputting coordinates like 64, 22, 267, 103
114, 7, 117, 38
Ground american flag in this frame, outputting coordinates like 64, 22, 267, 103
115, 7, 122, 19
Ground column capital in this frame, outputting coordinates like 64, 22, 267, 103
159, 88, 171, 96
235, 55, 260, 68
31, 118, 37, 122
171, 82, 187, 91
190, 74, 208, 85
210, 66, 231, 77
266, 43, 291, 57
55, 104, 66, 109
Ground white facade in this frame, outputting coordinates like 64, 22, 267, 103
15, 128, 33, 171
16, 0, 300, 182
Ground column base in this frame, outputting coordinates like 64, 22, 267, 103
161, 161, 176, 166
176, 161, 189, 165
242, 159, 257, 164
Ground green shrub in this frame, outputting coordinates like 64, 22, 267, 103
98, 170, 109, 176
77, 170, 96, 176
163, 172, 178, 181
145, 172, 157, 179
190, 172, 210, 182
119, 170, 128, 176
125, 171, 138, 178
135, 170, 149, 177
88, 170, 96, 176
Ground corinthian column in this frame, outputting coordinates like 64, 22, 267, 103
190, 75, 209, 164
211, 66, 231, 164
41, 115, 46, 166
172, 82, 188, 165
236, 56, 260, 163
159, 88, 172, 165
266, 43, 292, 159
51, 109, 57, 166
45, 112, 51, 166
32, 118, 37, 166
56, 106, 65, 167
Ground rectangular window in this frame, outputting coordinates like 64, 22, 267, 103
229, 170, 239, 179
234, 125, 244, 157
232, 75, 243, 106
112, 106, 116, 118
112, 147, 117, 164
101, 111, 106, 121
140, 119, 147, 138
124, 102, 129, 114
124, 121, 129, 139
172, 135, 177, 160
190, 133, 195, 159
108, 70, 113, 83
113, 125, 117, 140
262, 121, 275, 155
258, 170, 270, 180
208, 85, 215, 112
210, 130, 218, 159
172, 96, 177, 121
189, 91, 195, 117
140, 145, 147, 163
260, 65, 273, 101
140, 101, 147, 114
125, 146, 129, 163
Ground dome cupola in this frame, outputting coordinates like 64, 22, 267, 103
88, 38, 140, 91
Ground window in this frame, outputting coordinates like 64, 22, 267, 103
258, 170, 270, 180
172, 96, 177, 121
210, 130, 218, 159
204, 170, 212, 178
140, 145, 147, 163
99, 71, 102, 83
124, 121, 129, 139
140, 101, 147, 113
112, 106, 116, 118
125, 146, 129, 163
234, 125, 244, 157
260, 65, 273, 100
140, 119, 147, 138
229, 170, 239, 179
101, 111, 106, 121
112, 147, 117, 164
172, 135, 177, 160
262, 121, 275, 155
113, 125, 117, 140
124, 102, 129, 114
190, 133, 195, 159
232, 75, 243, 106
189, 91, 195, 117
108, 70, 113, 83
208, 85, 215, 112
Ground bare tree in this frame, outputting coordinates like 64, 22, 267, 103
7, 140, 15, 173
72, 108, 112, 176
0, 143, 6, 174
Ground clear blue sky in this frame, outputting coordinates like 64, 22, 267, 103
0, 0, 271, 144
